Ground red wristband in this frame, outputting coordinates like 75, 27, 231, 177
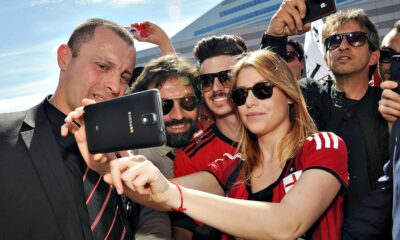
169, 180, 186, 212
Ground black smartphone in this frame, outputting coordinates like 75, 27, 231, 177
84, 89, 166, 154
302, 0, 337, 24
391, 55, 400, 82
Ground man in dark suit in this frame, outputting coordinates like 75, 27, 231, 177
0, 18, 136, 240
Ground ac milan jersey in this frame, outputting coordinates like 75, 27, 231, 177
174, 124, 238, 177
206, 132, 348, 240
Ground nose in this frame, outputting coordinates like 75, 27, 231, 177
245, 90, 257, 107
338, 36, 351, 50
167, 101, 185, 120
104, 75, 122, 96
212, 76, 225, 92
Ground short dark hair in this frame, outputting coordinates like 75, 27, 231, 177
131, 54, 201, 100
67, 18, 135, 57
193, 35, 247, 65
287, 39, 304, 61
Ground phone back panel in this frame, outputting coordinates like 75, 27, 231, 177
391, 55, 400, 82
84, 89, 166, 154
303, 0, 336, 23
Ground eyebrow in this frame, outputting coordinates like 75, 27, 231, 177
102, 57, 132, 77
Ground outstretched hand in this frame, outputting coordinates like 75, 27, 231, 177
104, 155, 178, 209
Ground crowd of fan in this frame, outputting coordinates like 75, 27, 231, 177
1, 0, 400, 239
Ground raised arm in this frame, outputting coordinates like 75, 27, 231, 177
266, 0, 310, 37
131, 21, 175, 55
260, 0, 311, 58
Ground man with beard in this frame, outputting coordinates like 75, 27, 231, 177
172, 35, 247, 240
129, 54, 200, 240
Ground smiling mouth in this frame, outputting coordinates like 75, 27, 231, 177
212, 96, 227, 102
169, 123, 187, 129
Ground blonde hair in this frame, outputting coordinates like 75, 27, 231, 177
230, 50, 317, 177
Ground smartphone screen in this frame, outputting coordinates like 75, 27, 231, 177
302, 0, 337, 24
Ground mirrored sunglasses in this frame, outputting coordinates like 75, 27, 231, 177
162, 95, 199, 115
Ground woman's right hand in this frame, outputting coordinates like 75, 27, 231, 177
104, 155, 180, 209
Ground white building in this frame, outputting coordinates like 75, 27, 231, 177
136, 0, 400, 66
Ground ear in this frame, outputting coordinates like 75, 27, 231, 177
369, 50, 380, 66
323, 54, 329, 66
287, 97, 294, 105
57, 44, 72, 71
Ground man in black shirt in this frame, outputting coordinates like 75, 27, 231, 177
0, 18, 136, 240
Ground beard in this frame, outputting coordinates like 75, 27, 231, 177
165, 118, 198, 148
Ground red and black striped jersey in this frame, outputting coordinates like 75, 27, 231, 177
206, 132, 348, 240
174, 124, 238, 177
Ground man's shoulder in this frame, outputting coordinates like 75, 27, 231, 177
0, 102, 44, 138
0, 110, 28, 134
299, 78, 333, 93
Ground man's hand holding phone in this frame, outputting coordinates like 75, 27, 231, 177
379, 55, 400, 123
61, 99, 124, 175
266, 0, 336, 37
267, 0, 311, 36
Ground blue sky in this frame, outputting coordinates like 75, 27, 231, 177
0, 0, 217, 113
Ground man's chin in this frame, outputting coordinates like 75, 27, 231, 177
166, 132, 190, 148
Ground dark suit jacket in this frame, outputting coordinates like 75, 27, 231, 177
0, 100, 92, 240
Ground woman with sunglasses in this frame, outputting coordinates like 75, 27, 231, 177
64, 50, 348, 239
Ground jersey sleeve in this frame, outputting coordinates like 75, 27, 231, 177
173, 149, 196, 177
205, 153, 243, 192
300, 132, 348, 189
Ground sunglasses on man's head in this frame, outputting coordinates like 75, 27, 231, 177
230, 82, 274, 106
285, 50, 300, 62
162, 95, 199, 115
324, 31, 369, 51
196, 70, 232, 92
380, 48, 400, 63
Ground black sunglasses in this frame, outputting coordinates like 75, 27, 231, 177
285, 50, 300, 62
196, 70, 232, 92
324, 31, 369, 51
380, 48, 400, 63
230, 82, 274, 106
162, 95, 199, 115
